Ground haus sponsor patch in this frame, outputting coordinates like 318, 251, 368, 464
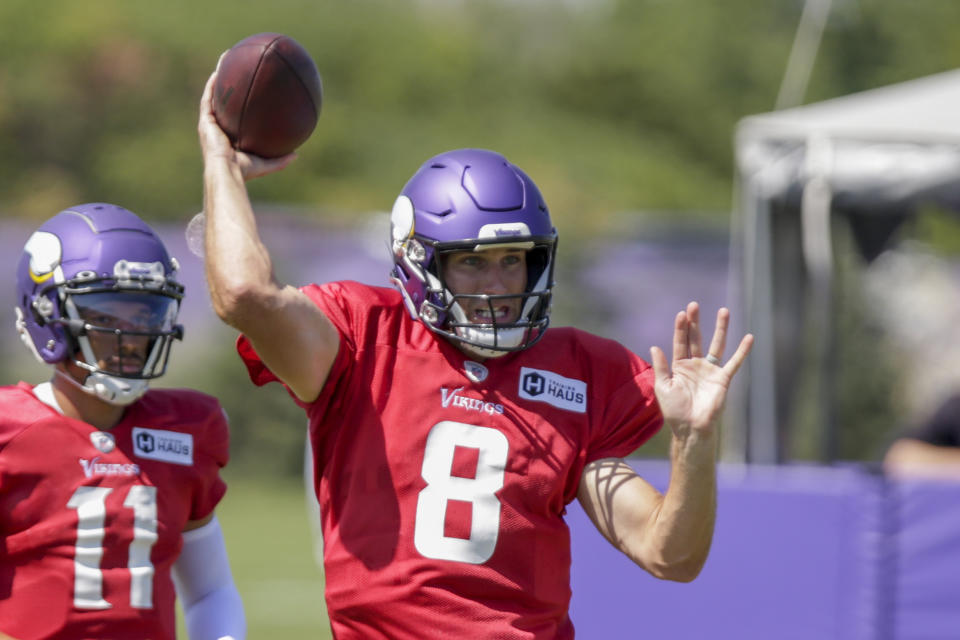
518, 367, 587, 413
132, 427, 194, 466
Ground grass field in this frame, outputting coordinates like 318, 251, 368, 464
176, 471, 332, 639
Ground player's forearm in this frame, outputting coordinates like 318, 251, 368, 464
174, 517, 246, 640
643, 425, 718, 582
202, 156, 278, 327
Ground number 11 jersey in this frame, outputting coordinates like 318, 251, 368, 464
0, 384, 228, 640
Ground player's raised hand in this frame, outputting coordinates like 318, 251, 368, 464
197, 70, 295, 181
649, 302, 753, 438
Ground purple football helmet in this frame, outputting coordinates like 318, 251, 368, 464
15, 203, 184, 405
389, 149, 557, 357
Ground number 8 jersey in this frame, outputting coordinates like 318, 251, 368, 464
0, 383, 229, 640
238, 281, 663, 640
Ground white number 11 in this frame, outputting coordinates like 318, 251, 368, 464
67, 485, 158, 609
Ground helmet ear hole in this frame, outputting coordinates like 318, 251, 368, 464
30, 295, 53, 326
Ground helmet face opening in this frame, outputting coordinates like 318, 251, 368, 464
422, 237, 555, 354
64, 291, 182, 379
389, 149, 557, 358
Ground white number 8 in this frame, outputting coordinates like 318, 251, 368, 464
414, 421, 508, 564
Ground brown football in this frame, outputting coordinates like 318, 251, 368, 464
213, 33, 322, 158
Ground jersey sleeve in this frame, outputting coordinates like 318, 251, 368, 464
188, 396, 230, 522
236, 282, 356, 410
587, 355, 663, 463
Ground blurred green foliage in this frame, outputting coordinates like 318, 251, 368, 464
2, 0, 959, 230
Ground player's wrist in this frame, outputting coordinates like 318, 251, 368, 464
203, 153, 246, 187
669, 423, 719, 456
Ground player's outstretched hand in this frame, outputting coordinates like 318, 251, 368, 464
649, 302, 753, 438
197, 69, 295, 181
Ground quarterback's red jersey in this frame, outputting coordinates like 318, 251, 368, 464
239, 281, 662, 639
0, 383, 228, 640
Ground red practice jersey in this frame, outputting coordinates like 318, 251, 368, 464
0, 383, 228, 640
239, 281, 663, 639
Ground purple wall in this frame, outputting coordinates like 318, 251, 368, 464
568, 460, 960, 640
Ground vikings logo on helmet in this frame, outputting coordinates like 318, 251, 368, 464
389, 148, 557, 358
23, 231, 64, 285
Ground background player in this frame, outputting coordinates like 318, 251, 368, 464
0, 203, 245, 639
198, 69, 752, 638
884, 392, 960, 480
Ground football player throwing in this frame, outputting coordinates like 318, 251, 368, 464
198, 69, 752, 639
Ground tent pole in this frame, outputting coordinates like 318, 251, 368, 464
742, 170, 780, 464
801, 135, 838, 462
776, 0, 833, 110
723, 171, 750, 464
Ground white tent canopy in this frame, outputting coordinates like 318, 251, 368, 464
742, 69, 960, 145
729, 69, 960, 464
